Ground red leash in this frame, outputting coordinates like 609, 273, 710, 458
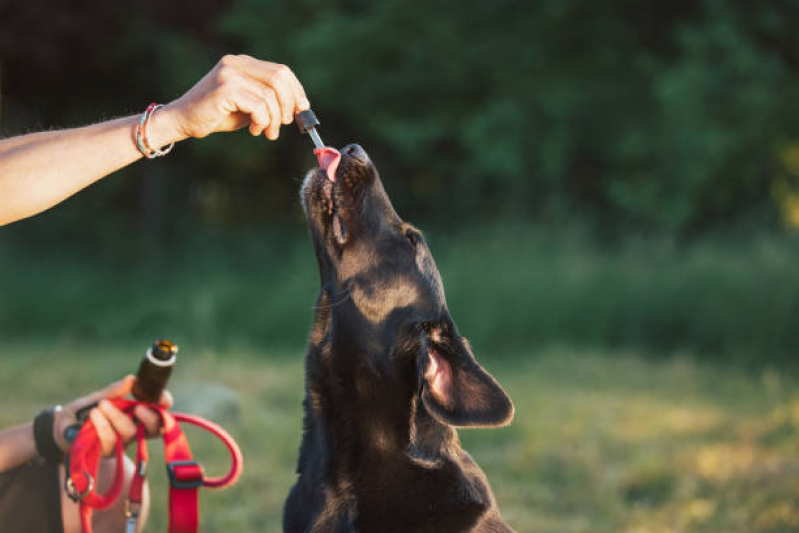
65, 398, 243, 533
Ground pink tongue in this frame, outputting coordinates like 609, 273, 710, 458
313, 147, 340, 183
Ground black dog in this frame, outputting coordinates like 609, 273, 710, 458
284, 144, 515, 532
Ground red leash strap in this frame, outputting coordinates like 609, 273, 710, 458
125, 423, 148, 532
66, 399, 243, 533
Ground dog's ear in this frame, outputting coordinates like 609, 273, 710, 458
419, 329, 514, 428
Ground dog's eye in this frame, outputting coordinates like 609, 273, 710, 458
405, 230, 419, 248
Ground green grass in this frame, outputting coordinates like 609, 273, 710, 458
1, 343, 797, 532
2, 226, 799, 364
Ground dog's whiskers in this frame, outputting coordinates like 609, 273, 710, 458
312, 287, 352, 310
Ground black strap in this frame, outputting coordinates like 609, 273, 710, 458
33, 406, 64, 463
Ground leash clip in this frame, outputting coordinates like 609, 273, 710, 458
65, 471, 94, 502
125, 500, 141, 533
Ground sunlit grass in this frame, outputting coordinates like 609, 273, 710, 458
1, 343, 797, 532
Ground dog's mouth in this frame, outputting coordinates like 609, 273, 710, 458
301, 144, 376, 247
314, 147, 341, 184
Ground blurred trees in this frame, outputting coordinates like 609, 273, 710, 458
2, 0, 799, 240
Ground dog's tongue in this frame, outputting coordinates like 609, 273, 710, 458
313, 147, 340, 183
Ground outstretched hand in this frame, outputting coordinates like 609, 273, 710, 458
163, 54, 311, 141
54, 375, 173, 457
0, 53, 308, 227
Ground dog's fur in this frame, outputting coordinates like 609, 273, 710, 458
284, 144, 515, 532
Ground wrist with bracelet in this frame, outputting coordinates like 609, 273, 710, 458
33, 404, 92, 463
136, 103, 175, 159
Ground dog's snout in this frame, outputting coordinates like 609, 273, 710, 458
343, 143, 367, 162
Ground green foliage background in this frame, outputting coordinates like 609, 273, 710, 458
2, 0, 799, 363
4, 0, 799, 232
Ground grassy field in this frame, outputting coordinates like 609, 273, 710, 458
1, 343, 797, 532
4, 225, 799, 365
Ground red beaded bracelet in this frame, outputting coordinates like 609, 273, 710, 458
136, 103, 175, 159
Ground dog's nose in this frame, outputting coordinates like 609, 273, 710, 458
342, 143, 367, 163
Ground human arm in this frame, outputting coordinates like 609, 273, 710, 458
0, 54, 310, 226
0, 423, 37, 473
0, 376, 172, 472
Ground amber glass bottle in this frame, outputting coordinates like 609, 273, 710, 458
132, 339, 177, 403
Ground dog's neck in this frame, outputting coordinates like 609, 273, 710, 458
288, 289, 506, 531
304, 293, 455, 464
305, 343, 458, 460
298, 342, 494, 531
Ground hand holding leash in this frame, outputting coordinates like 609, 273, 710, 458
61, 340, 243, 533
54, 375, 172, 458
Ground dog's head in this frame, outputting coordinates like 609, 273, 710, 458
301, 144, 513, 428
